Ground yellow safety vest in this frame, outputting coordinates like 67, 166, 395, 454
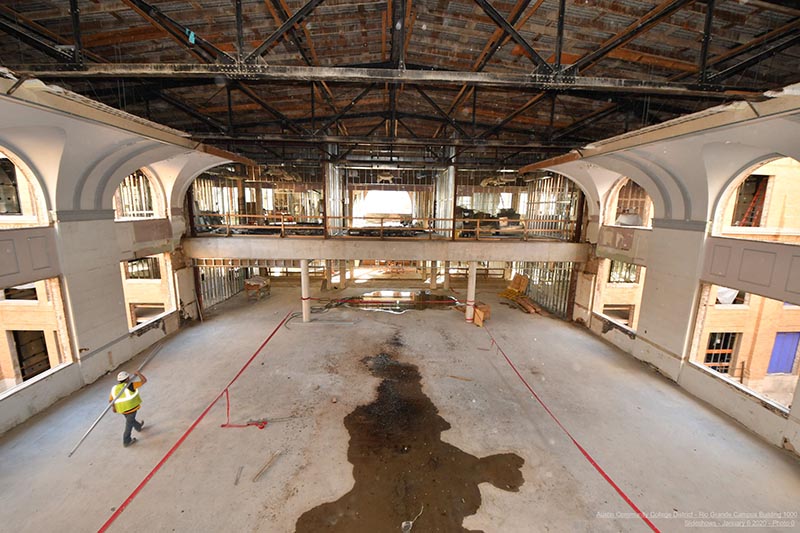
112, 383, 142, 414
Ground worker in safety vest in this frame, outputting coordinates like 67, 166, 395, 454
109, 370, 147, 447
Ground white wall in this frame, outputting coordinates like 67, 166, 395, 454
580, 224, 800, 456
0, 217, 183, 434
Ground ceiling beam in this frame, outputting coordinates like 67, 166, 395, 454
68, 0, 83, 65
245, 0, 325, 63
569, 0, 695, 74
0, 14, 75, 63
313, 84, 375, 134
550, 17, 800, 140
191, 133, 575, 150
414, 86, 471, 138
265, 0, 340, 118
14, 64, 762, 99
391, 0, 407, 69
235, 84, 308, 135
158, 92, 229, 133
434, 0, 540, 138
698, 0, 715, 83
120, 0, 235, 64
706, 33, 800, 83
472, 0, 553, 73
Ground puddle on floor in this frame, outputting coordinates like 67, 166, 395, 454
343, 290, 458, 313
295, 349, 524, 532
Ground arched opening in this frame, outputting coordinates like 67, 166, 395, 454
0, 148, 49, 228
113, 169, 164, 220
713, 156, 800, 243
605, 177, 654, 228
689, 156, 800, 409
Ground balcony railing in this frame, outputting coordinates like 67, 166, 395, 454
192, 213, 577, 242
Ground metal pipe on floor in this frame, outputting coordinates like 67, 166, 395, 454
301, 259, 311, 323
466, 261, 477, 322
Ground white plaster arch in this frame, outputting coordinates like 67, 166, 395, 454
587, 154, 670, 220
71, 138, 155, 210
702, 142, 791, 223
710, 153, 794, 236
0, 126, 66, 212
625, 149, 691, 220
96, 145, 191, 210
0, 144, 51, 225
535, 161, 603, 219
602, 176, 655, 227
169, 155, 236, 213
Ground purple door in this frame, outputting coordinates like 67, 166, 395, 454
767, 332, 800, 374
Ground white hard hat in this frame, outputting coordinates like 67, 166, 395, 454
117, 371, 130, 382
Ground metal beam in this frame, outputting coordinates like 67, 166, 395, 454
0, 15, 74, 62
235, 0, 244, 61
473, 0, 553, 73
551, 17, 800, 140
480, 93, 547, 139
706, 33, 800, 83
554, 0, 566, 73
191, 132, 575, 150
698, 0, 715, 83
391, 0, 407, 68
569, 0, 694, 73
13, 64, 762, 99
389, 84, 398, 138
235, 84, 308, 135
265, 0, 340, 116
121, 0, 235, 64
314, 84, 375, 133
245, 0, 325, 63
415, 86, 470, 138
158, 92, 229, 133
434, 0, 539, 138
68, 0, 83, 65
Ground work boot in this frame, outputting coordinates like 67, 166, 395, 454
124, 437, 138, 448
136, 420, 145, 432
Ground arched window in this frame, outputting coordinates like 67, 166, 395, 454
714, 156, 800, 243
113, 170, 158, 220
606, 178, 653, 228
0, 150, 49, 228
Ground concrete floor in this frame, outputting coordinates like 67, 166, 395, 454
1, 283, 799, 532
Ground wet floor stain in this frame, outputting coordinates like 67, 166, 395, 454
295, 348, 524, 532
343, 290, 458, 313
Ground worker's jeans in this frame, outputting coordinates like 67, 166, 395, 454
123, 411, 143, 445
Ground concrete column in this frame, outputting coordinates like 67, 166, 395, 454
430, 260, 438, 289
444, 261, 451, 290
340, 259, 347, 289
504, 261, 513, 280
350, 260, 356, 282
325, 260, 333, 288
300, 259, 311, 323
466, 261, 477, 322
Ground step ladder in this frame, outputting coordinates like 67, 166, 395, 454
737, 177, 767, 226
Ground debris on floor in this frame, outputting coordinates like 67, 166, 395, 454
499, 274, 540, 314
252, 450, 281, 483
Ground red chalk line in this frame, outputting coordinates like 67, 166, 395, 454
484, 328, 661, 533
97, 311, 292, 533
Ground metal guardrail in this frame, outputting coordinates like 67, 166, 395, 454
193, 214, 577, 242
